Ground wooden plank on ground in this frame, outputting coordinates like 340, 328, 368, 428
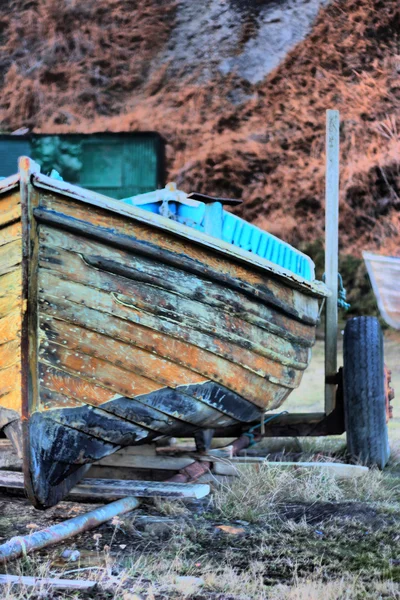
212, 459, 369, 478
0, 574, 96, 590
0, 440, 22, 470
0, 470, 210, 499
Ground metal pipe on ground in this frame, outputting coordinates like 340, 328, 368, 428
0, 496, 140, 564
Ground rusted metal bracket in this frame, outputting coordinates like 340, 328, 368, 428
214, 369, 345, 438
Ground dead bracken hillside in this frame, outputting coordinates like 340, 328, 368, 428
0, 0, 399, 256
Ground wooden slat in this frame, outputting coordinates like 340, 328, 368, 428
0, 309, 21, 345
0, 339, 20, 369
37, 193, 324, 309
0, 575, 96, 591
212, 459, 369, 479
39, 271, 307, 376
0, 239, 22, 275
0, 221, 21, 247
0, 364, 21, 397
39, 303, 300, 409
38, 244, 308, 367
0, 193, 20, 227
0, 469, 210, 499
39, 318, 207, 389
39, 227, 316, 346
40, 297, 302, 393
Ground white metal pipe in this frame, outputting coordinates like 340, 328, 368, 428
324, 109, 340, 414
0, 496, 140, 564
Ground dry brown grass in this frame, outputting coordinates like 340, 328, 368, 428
0, 0, 398, 256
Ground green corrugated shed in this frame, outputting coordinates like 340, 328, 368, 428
0, 133, 165, 198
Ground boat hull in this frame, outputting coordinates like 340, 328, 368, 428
0, 158, 327, 508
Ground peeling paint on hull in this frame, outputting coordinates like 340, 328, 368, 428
0, 159, 328, 508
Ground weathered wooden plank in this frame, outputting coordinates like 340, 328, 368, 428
0, 239, 22, 275
0, 364, 21, 397
40, 297, 301, 394
0, 193, 20, 227
0, 290, 21, 319
35, 196, 323, 315
0, 269, 21, 298
0, 469, 210, 499
38, 245, 309, 368
0, 309, 21, 345
0, 221, 21, 247
39, 227, 316, 346
39, 318, 208, 389
95, 453, 195, 470
0, 440, 22, 469
0, 173, 19, 194
39, 301, 300, 410
212, 459, 369, 479
0, 339, 20, 369
39, 359, 240, 429
41, 392, 154, 445
39, 271, 306, 380
0, 388, 21, 414
39, 344, 170, 399
35, 182, 326, 298
38, 381, 201, 434
0, 574, 96, 590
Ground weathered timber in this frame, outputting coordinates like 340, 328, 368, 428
34, 204, 321, 324
39, 295, 302, 395
0, 575, 96, 590
212, 459, 369, 478
39, 226, 316, 346
39, 265, 309, 371
33, 174, 327, 299
0, 440, 22, 469
0, 469, 209, 499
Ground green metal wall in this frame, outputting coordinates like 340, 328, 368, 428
0, 133, 165, 198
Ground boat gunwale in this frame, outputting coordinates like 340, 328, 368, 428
28, 168, 329, 299
0, 173, 20, 195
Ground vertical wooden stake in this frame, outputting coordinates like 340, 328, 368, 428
325, 110, 340, 414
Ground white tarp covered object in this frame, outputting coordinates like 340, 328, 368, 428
363, 251, 400, 330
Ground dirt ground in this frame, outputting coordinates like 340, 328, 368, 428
0, 329, 399, 599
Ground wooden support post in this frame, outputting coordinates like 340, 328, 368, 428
325, 110, 340, 414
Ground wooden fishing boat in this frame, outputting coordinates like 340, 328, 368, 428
0, 156, 328, 508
